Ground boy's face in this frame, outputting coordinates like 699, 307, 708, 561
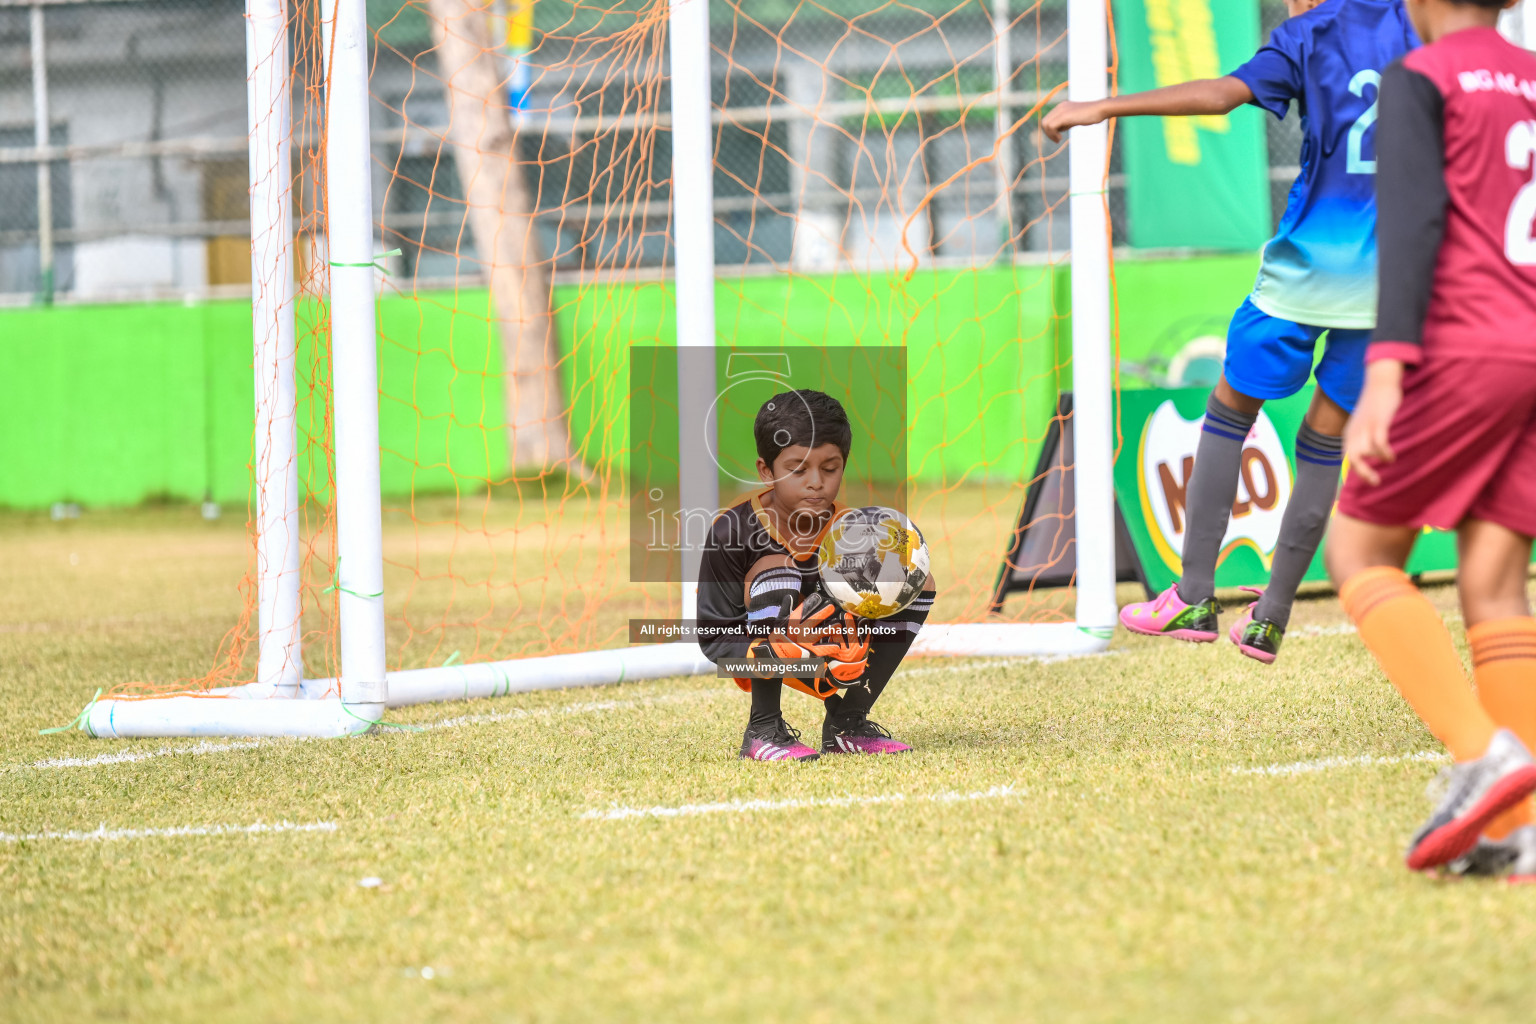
1401, 0, 1515, 42
757, 442, 846, 539
1284, 0, 1322, 16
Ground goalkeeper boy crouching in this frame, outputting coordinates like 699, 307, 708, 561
697, 389, 935, 762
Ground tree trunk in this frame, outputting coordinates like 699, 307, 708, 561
428, 0, 575, 473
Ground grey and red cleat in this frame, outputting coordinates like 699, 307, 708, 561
1507, 825, 1536, 884
1406, 729, 1536, 871
739, 717, 820, 762
822, 713, 912, 755
1446, 824, 1536, 883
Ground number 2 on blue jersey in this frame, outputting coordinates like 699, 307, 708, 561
1348, 70, 1381, 175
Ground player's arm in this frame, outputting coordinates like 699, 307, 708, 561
696, 519, 754, 664
1346, 61, 1447, 487
1041, 78, 1254, 143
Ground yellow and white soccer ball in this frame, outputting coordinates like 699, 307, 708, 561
816, 506, 930, 619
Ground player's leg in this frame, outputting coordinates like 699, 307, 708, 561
735, 553, 824, 761
821, 580, 934, 754
1182, 300, 1327, 604
1328, 514, 1536, 869
1118, 374, 1260, 641
1327, 353, 1530, 768
1327, 514, 1497, 756
1453, 416, 1536, 867
1441, 383, 1536, 872
1332, 359, 1536, 868
1240, 336, 1357, 662
1456, 519, 1536, 847
1121, 301, 1312, 643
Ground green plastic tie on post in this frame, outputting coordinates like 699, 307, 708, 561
442, 650, 463, 668
40, 688, 103, 735
328, 248, 402, 273
341, 701, 422, 734
322, 557, 383, 600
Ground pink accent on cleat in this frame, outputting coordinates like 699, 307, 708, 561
1118, 585, 1217, 642
828, 734, 912, 756
1229, 586, 1277, 664
741, 736, 819, 762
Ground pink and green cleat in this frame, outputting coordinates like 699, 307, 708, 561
1119, 584, 1220, 642
1229, 586, 1283, 664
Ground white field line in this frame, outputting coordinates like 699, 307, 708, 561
582, 784, 1021, 821
1229, 750, 1446, 777
0, 820, 337, 843
26, 738, 267, 770
16, 692, 723, 773
899, 650, 1119, 679
588, 749, 1453, 821
417, 691, 720, 733
1289, 623, 1358, 638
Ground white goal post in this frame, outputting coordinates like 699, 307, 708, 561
79, 0, 1116, 740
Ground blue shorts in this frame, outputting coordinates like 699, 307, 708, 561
1221, 298, 1371, 413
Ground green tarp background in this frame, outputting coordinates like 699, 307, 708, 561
0, 254, 1260, 511
1111, 0, 1272, 250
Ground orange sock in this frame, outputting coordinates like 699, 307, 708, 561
1339, 567, 1497, 762
1469, 618, 1536, 838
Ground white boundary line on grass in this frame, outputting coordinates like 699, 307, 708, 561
1229, 750, 1445, 777
587, 748, 1453, 820
16, 692, 724, 772
0, 820, 337, 843
1288, 623, 1359, 638
582, 784, 1022, 821
26, 738, 267, 770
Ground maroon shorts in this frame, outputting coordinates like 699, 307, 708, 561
1340, 357, 1536, 537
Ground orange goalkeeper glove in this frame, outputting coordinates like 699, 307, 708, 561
732, 595, 869, 698
788, 596, 870, 686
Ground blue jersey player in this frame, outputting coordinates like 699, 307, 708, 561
1043, 0, 1417, 664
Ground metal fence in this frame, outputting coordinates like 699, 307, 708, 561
0, 0, 1308, 305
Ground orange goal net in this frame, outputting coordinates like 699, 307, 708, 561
109, 0, 1120, 713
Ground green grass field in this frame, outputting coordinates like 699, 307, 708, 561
5, 507, 1536, 1023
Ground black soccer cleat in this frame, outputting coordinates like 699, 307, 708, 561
740, 716, 820, 762
822, 712, 912, 755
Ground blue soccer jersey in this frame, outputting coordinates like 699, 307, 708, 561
1228, 0, 1417, 329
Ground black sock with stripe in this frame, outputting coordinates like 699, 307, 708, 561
1178, 394, 1259, 605
826, 590, 933, 723
1255, 422, 1343, 630
748, 678, 784, 730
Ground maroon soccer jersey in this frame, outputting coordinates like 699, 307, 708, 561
1371, 27, 1536, 364
1343, 26, 1536, 535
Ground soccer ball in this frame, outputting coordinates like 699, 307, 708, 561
817, 506, 931, 619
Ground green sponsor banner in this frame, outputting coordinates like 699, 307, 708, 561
1111, 0, 1272, 251
1114, 386, 1458, 594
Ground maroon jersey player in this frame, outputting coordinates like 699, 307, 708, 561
1324, 0, 1536, 877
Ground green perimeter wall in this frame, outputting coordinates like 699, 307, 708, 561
0, 253, 1260, 510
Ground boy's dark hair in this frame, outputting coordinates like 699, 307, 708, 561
754, 389, 852, 468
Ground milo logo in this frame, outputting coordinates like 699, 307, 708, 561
1136, 400, 1293, 574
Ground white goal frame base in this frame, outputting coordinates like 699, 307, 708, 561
78, 622, 1113, 739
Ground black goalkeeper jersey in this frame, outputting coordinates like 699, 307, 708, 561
695, 489, 846, 664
